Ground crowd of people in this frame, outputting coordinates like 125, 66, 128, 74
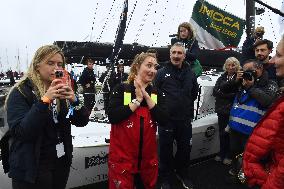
1, 21, 284, 189
212, 27, 284, 189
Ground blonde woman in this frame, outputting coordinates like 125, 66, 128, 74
213, 57, 241, 165
107, 52, 168, 189
5, 45, 87, 189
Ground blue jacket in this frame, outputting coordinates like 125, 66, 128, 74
229, 91, 266, 135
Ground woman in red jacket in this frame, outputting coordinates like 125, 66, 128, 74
243, 35, 284, 189
107, 52, 168, 189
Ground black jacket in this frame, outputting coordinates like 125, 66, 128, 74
6, 79, 83, 183
107, 82, 169, 125
110, 72, 128, 90
263, 62, 277, 81
155, 62, 198, 120
241, 36, 256, 65
213, 73, 238, 115
79, 67, 96, 93
99, 70, 128, 93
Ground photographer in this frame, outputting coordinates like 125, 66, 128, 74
241, 27, 265, 65
5, 45, 88, 189
221, 59, 278, 182
243, 34, 284, 189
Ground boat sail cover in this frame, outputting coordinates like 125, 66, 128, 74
190, 0, 245, 49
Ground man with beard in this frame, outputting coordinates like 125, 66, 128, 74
155, 42, 198, 189
254, 39, 276, 80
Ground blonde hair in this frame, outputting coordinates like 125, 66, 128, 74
127, 52, 157, 83
223, 57, 241, 71
5, 45, 65, 108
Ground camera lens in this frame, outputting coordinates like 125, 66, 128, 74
243, 70, 256, 81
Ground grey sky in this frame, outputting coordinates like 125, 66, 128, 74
0, 0, 283, 72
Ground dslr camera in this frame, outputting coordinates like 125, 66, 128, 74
242, 70, 257, 81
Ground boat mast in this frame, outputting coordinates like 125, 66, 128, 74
246, 0, 284, 38
16, 48, 20, 73
109, 0, 128, 64
246, 0, 255, 38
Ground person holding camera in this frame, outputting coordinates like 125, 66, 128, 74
241, 26, 265, 65
221, 59, 278, 182
79, 58, 97, 113
5, 45, 88, 189
243, 35, 284, 189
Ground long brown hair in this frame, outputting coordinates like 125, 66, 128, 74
127, 52, 157, 83
177, 22, 196, 40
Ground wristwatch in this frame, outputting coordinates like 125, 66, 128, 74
131, 99, 141, 106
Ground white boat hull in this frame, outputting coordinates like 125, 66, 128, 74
0, 73, 221, 189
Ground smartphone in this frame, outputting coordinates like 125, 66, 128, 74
54, 69, 70, 84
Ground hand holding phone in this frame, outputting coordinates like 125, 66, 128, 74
54, 69, 70, 85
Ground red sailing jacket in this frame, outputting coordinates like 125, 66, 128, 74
108, 106, 158, 173
243, 95, 284, 189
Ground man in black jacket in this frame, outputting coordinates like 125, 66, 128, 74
254, 39, 276, 81
240, 26, 265, 65
79, 58, 96, 113
155, 42, 198, 189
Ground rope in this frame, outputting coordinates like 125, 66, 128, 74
264, 1, 277, 41
124, 0, 138, 34
96, 0, 116, 42
89, 2, 99, 42
169, 0, 181, 37
133, 0, 154, 44
152, 0, 169, 46
109, 2, 125, 44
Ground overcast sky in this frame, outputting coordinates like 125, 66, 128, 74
0, 0, 283, 72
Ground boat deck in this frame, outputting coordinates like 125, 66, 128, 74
74, 158, 251, 189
